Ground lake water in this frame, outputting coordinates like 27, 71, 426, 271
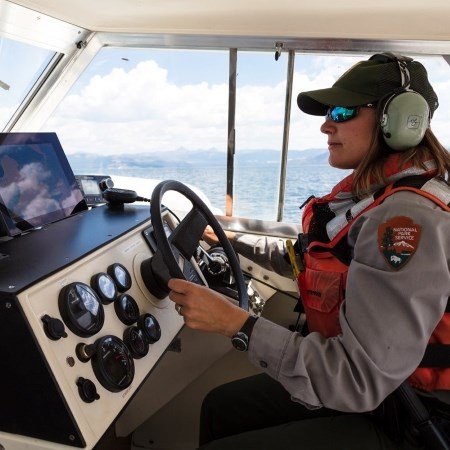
102, 163, 350, 223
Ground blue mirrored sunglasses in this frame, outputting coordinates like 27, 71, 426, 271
326, 104, 375, 123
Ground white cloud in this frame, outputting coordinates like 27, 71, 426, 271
47, 60, 231, 153
45, 54, 450, 155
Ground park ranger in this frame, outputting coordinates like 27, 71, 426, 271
168, 53, 450, 450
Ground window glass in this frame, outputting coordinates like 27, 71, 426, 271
45, 48, 289, 220
43, 48, 450, 222
0, 36, 54, 129
44, 47, 229, 211
233, 51, 287, 220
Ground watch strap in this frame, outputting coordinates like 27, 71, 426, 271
231, 315, 258, 351
240, 314, 258, 340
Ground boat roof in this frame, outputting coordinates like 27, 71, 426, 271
8, 0, 450, 44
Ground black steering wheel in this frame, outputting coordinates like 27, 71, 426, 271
141, 180, 248, 310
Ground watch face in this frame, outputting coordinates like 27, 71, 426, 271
231, 332, 248, 351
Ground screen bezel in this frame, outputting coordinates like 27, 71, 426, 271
0, 132, 88, 237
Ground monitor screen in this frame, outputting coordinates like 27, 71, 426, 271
79, 178, 102, 195
0, 132, 88, 237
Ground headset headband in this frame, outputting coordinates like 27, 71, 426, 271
370, 52, 412, 92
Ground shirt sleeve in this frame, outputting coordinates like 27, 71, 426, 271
248, 192, 450, 412
232, 233, 293, 278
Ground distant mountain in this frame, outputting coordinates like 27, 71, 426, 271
67, 148, 329, 172
236, 148, 328, 165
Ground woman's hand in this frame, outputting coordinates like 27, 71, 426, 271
168, 278, 249, 337
202, 225, 236, 246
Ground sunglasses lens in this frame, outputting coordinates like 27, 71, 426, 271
329, 106, 358, 123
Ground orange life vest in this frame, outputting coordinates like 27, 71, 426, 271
297, 175, 450, 391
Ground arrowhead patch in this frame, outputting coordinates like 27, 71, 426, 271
378, 216, 421, 270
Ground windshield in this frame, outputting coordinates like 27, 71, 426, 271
25, 47, 450, 222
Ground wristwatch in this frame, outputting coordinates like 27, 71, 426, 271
231, 315, 258, 351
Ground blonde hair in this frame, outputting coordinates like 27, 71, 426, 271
352, 127, 450, 198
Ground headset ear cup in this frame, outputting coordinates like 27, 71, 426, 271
381, 91, 430, 151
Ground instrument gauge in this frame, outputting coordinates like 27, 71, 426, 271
115, 293, 140, 325
58, 282, 105, 337
123, 326, 149, 359
107, 263, 132, 292
137, 313, 161, 344
91, 272, 117, 304
91, 335, 134, 392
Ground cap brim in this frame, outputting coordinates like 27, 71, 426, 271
297, 87, 379, 116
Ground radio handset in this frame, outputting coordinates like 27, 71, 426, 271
103, 187, 149, 204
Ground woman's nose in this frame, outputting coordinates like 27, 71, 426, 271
320, 116, 334, 134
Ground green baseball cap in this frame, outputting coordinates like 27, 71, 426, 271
297, 54, 439, 118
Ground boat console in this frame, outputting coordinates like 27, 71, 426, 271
0, 201, 185, 449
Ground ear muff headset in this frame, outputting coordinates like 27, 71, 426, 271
380, 91, 430, 151
374, 53, 430, 151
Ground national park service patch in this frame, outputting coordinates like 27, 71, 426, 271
378, 216, 421, 270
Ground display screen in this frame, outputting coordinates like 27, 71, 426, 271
80, 178, 101, 195
0, 132, 88, 236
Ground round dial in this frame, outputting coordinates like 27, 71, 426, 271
91, 272, 117, 304
91, 335, 135, 392
115, 293, 140, 325
137, 313, 161, 344
123, 326, 149, 359
107, 263, 132, 292
58, 282, 105, 337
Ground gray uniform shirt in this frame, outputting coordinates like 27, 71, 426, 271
239, 191, 450, 412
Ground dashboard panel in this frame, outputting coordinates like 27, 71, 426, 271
0, 204, 184, 449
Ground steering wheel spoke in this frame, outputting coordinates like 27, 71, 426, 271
170, 206, 208, 260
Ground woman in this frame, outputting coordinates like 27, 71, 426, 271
168, 53, 450, 449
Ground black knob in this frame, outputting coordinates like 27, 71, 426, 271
99, 177, 114, 191
41, 314, 67, 340
76, 377, 100, 403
